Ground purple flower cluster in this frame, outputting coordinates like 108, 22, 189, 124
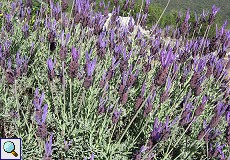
83, 51, 97, 89
33, 88, 48, 139
112, 107, 122, 124
59, 31, 70, 61
68, 46, 80, 79
147, 116, 177, 150
47, 58, 56, 81
43, 133, 54, 160
1, 51, 28, 85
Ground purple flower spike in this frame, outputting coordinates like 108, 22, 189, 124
33, 88, 45, 111
112, 108, 122, 124
148, 117, 162, 147
64, 140, 72, 151
202, 96, 208, 104
110, 29, 115, 42
140, 145, 148, 153
214, 102, 227, 116
208, 5, 220, 25
160, 48, 174, 68
16, 52, 22, 67
22, 23, 29, 32
86, 58, 97, 77
185, 8, 190, 22
85, 50, 93, 63
61, 31, 70, 46
141, 81, 146, 97
71, 46, 80, 62
44, 133, 54, 158
194, 11, 198, 22
166, 77, 171, 92
47, 58, 56, 81
90, 153, 94, 160
5, 14, 11, 22
112, 57, 120, 69
47, 58, 56, 72
212, 5, 220, 16
122, 71, 129, 85
7, 59, 12, 69
226, 111, 230, 124
11, 2, 17, 12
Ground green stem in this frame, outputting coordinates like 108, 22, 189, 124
162, 118, 198, 160
133, 119, 148, 143
200, 25, 211, 55
62, 61, 66, 116
69, 78, 73, 119
107, 123, 117, 156
151, 0, 171, 35
76, 81, 84, 117
14, 80, 20, 120
136, 0, 144, 26
116, 87, 155, 146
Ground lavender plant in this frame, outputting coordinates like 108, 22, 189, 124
0, 0, 229, 159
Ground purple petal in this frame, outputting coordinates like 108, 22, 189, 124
141, 81, 146, 97
202, 95, 208, 104
90, 153, 94, 160
42, 104, 48, 123
65, 32, 70, 45
5, 14, 11, 22
35, 115, 41, 125
226, 111, 230, 124
185, 8, 190, 22
166, 77, 171, 91
212, 5, 220, 16
140, 145, 148, 153
39, 92, 45, 107
7, 59, 11, 69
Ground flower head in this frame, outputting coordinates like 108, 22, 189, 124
33, 88, 45, 111
44, 133, 54, 159
211, 5, 220, 16
47, 58, 56, 81
185, 8, 190, 22
71, 46, 80, 62
86, 58, 97, 77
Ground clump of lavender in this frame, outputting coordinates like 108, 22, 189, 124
1, 0, 230, 159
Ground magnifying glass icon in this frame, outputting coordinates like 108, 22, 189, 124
3, 141, 18, 157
